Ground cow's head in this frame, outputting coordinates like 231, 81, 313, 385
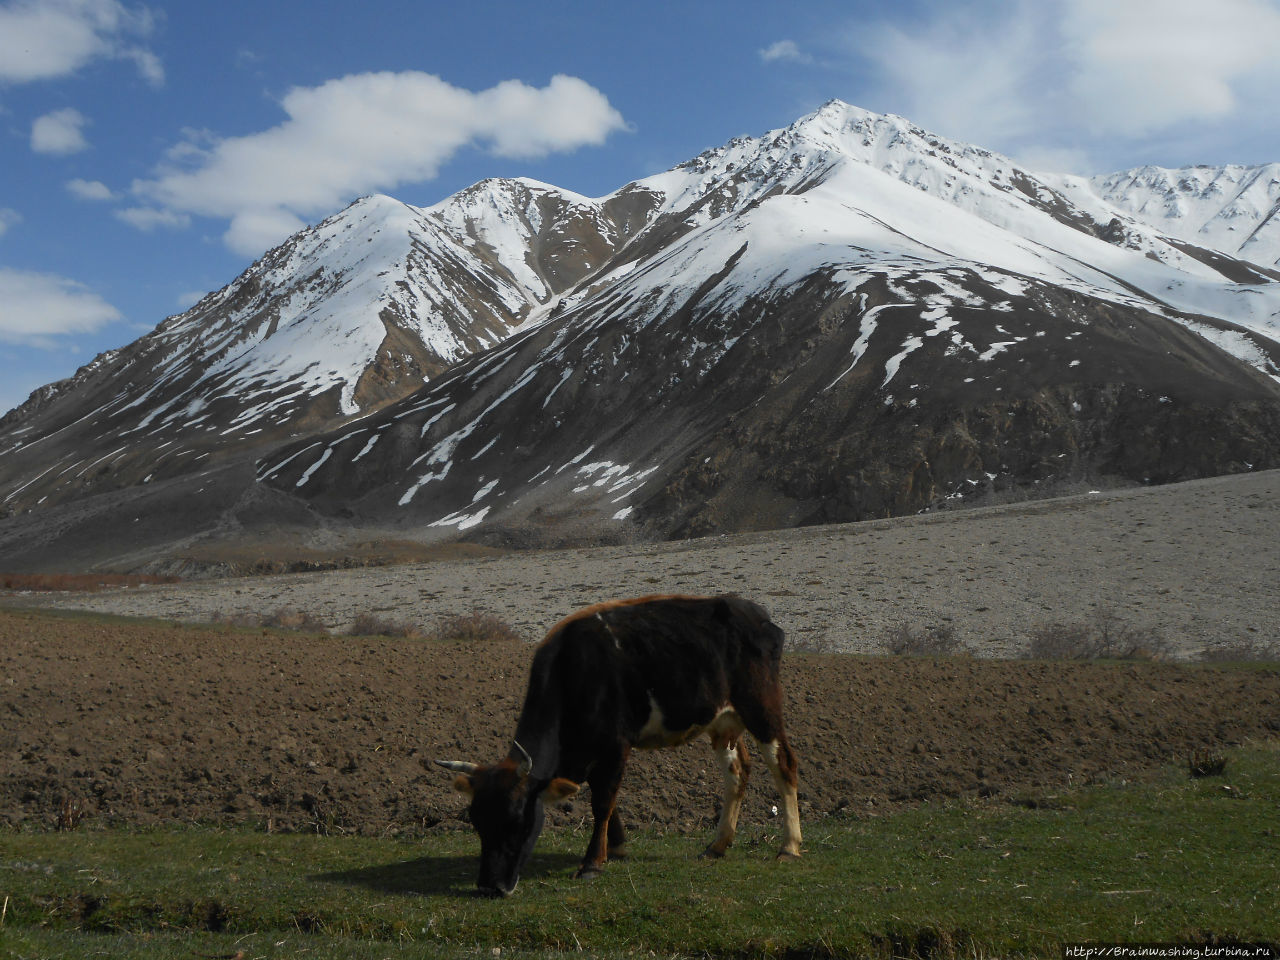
436, 747, 579, 897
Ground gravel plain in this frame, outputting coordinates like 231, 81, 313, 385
13, 468, 1280, 658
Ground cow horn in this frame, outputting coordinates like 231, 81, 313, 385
434, 759, 479, 774
513, 740, 533, 777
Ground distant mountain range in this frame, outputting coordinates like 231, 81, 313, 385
3, 100, 1279, 573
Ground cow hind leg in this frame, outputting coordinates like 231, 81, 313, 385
758, 734, 802, 859
703, 733, 751, 858
735, 675, 802, 861
606, 808, 628, 860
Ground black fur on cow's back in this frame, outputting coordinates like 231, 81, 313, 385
511, 594, 787, 783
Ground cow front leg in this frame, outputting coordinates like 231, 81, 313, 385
703, 733, 751, 858
759, 736, 802, 860
575, 744, 630, 879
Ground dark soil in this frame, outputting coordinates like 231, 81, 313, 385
4, 608, 1278, 838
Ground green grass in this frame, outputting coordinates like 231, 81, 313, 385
3, 744, 1279, 960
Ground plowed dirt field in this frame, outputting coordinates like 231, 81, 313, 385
4, 608, 1277, 838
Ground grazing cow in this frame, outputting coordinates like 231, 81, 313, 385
436, 593, 802, 897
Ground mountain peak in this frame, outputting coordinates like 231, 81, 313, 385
810, 98, 886, 123
341, 193, 416, 217
6, 100, 1280, 571
790, 100, 916, 141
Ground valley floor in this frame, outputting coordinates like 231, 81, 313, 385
8, 468, 1280, 657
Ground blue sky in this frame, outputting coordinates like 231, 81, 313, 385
3, 0, 1280, 416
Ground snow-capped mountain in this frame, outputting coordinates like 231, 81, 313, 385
3, 100, 1280, 571
1079, 163, 1280, 269
0, 181, 640, 517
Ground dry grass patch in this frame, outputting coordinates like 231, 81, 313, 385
1, 572, 179, 592
1188, 748, 1228, 778
1198, 637, 1280, 662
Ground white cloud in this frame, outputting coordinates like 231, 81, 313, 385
1061, 0, 1280, 135
0, 0, 162, 85
122, 44, 162, 85
850, 0, 1280, 171
759, 40, 813, 64
175, 289, 206, 309
0, 208, 21, 236
66, 177, 115, 200
222, 208, 305, 257
127, 71, 627, 255
0, 267, 121, 347
1014, 146, 1094, 177
114, 206, 190, 230
31, 107, 89, 154
853, 4, 1054, 152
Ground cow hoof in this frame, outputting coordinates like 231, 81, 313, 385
608, 846, 628, 860
574, 864, 604, 880
776, 850, 801, 862
700, 845, 727, 860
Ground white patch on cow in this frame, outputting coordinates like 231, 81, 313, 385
635, 696, 670, 748
636, 700, 741, 750
707, 704, 744, 740
708, 737, 748, 855
760, 740, 779, 768
596, 612, 622, 650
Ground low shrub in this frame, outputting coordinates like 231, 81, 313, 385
1188, 749, 1227, 778
880, 622, 968, 657
56, 797, 86, 831
210, 608, 329, 634
1089, 608, 1173, 660
209, 610, 262, 629
428, 610, 522, 644
262, 608, 329, 633
1024, 622, 1096, 660
1024, 608, 1173, 661
346, 613, 422, 639
786, 631, 843, 654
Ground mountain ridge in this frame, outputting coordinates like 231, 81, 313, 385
3, 100, 1280, 571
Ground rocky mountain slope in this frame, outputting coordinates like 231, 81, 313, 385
3, 101, 1280, 571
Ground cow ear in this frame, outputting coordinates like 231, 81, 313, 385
541, 777, 579, 802
452, 774, 475, 797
